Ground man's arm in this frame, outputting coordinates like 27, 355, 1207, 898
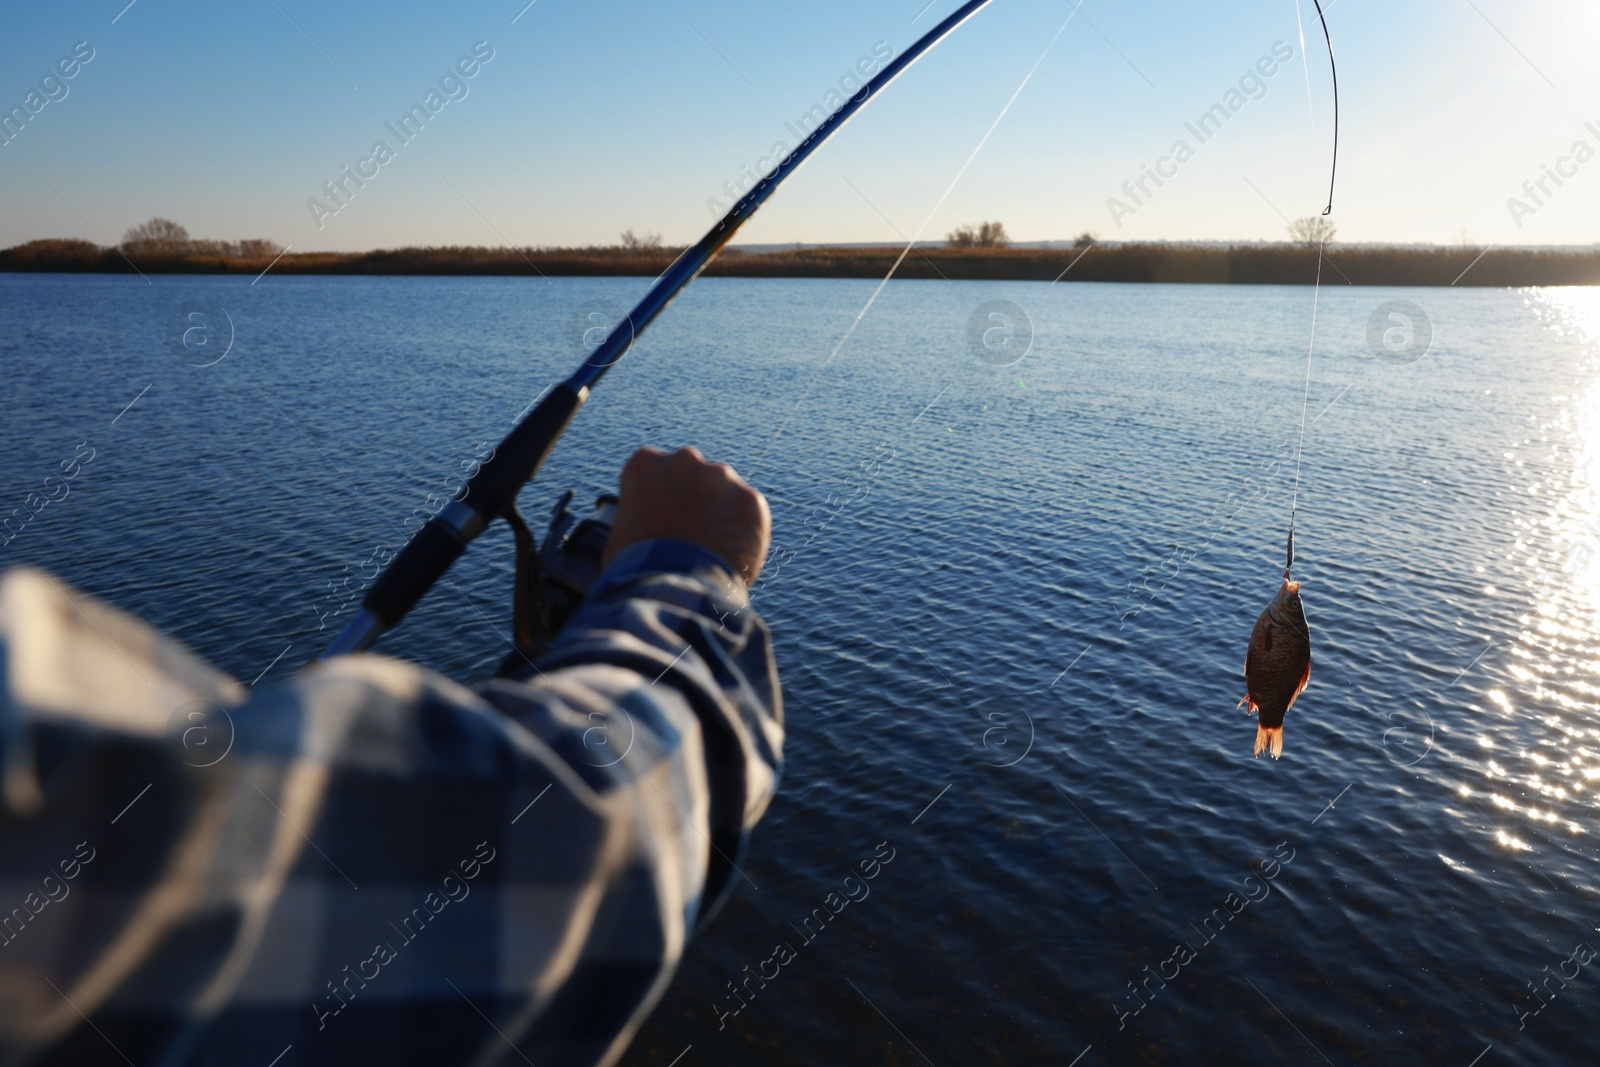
0, 447, 780, 1067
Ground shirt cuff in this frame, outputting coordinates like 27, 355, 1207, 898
592, 537, 746, 598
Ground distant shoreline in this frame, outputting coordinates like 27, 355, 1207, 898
3, 239, 1597, 287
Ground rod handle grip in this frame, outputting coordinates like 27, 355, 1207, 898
356, 383, 588, 633
363, 518, 470, 627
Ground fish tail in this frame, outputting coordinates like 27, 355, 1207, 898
1254, 726, 1285, 760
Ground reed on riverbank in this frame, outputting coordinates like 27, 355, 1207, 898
4, 237, 1597, 287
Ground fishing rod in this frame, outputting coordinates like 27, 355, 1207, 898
322, 0, 998, 659
1309, 0, 1337, 216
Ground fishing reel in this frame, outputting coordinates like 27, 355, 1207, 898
495, 489, 617, 677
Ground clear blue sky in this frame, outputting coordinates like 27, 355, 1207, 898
1, 0, 1595, 251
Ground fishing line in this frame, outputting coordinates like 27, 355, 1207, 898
1284, 0, 1339, 578
1285, 244, 1322, 579
753, 0, 1088, 470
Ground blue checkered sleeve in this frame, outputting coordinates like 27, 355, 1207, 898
0, 537, 782, 1067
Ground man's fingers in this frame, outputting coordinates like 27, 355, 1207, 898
619, 446, 667, 491
606, 445, 770, 583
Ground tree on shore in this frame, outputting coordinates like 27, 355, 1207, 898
1287, 216, 1336, 246
116, 218, 282, 259
619, 229, 662, 251
947, 221, 1009, 248
122, 217, 191, 251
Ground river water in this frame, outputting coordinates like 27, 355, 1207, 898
2, 272, 1597, 1065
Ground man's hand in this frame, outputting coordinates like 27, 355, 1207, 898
602, 446, 771, 585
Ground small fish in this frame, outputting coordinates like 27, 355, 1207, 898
1238, 577, 1312, 759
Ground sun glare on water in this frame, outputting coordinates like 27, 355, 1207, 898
1472, 288, 1600, 861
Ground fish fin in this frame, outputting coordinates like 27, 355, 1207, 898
1254, 726, 1284, 760
1237, 694, 1257, 714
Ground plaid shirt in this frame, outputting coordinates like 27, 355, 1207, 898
0, 539, 783, 1067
